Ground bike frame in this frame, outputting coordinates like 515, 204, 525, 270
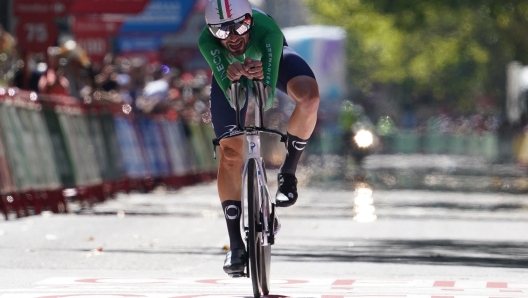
240, 115, 273, 246
212, 79, 286, 247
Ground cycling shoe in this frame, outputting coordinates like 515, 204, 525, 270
276, 173, 298, 207
223, 248, 247, 276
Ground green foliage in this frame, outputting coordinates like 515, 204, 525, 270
303, 0, 528, 112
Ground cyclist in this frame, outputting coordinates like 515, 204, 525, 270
198, 0, 320, 276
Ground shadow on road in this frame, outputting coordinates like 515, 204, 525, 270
36, 239, 528, 269
273, 238, 528, 268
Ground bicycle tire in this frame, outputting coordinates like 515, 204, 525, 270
247, 158, 263, 298
259, 160, 271, 295
260, 215, 271, 295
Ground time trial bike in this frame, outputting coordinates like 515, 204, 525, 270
212, 79, 287, 298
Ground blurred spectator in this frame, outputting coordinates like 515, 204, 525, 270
26, 53, 47, 92
116, 72, 134, 106
0, 25, 15, 55
136, 64, 171, 114
38, 47, 70, 96
128, 58, 147, 100
60, 40, 93, 99
95, 53, 119, 92
0, 25, 23, 87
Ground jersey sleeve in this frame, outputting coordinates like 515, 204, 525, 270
260, 32, 284, 110
198, 28, 232, 100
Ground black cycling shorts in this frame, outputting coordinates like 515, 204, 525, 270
209, 46, 316, 137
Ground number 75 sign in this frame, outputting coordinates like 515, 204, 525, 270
16, 17, 58, 53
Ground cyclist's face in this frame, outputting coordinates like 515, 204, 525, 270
220, 33, 250, 57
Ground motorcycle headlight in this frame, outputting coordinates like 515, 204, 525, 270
354, 129, 374, 148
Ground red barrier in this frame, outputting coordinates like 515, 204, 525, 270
0, 88, 71, 218
0, 87, 218, 220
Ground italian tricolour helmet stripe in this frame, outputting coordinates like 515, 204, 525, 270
216, 0, 232, 20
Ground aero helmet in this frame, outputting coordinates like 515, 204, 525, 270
205, 0, 253, 25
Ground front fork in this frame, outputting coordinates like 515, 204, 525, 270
241, 132, 275, 247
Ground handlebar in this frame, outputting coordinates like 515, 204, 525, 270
211, 79, 287, 159
212, 126, 287, 159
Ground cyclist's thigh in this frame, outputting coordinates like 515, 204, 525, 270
209, 76, 248, 138
276, 46, 316, 94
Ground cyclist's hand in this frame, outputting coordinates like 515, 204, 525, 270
227, 61, 250, 81
244, 58, 264, 80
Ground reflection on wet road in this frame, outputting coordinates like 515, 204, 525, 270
353, 182, 377, 223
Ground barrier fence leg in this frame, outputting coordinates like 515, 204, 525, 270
1, 196, 8, 220
78, 187, 96, 209
38, 191, 49, 213
20, 193, 31, 217
59, 191, 68, 213
11, 194, 23, 218
48, 189, 67, 214
95, 185, 105, 203
29, 191, 42, 215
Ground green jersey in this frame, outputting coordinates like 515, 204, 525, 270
198, 9, 284, 110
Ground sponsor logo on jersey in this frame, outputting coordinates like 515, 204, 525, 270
210, 49, 228, 81
265, 44, 272, 85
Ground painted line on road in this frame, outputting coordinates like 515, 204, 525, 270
2, 278, 526, 298
332, 280, 356, 286
433, 281, 455, 287
487, 282, 508, 288
2, 295, 528, 298
34, 278, 528, 289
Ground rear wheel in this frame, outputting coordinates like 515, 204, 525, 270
260, 232, 271, 295
259, 165, 271, 294
247, 158, 262, 298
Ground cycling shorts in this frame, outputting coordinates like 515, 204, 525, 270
209, 46, 316, 137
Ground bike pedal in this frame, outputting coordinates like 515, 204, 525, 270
229, 273, 247, 278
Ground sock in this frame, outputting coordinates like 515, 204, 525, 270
279, 133, 308, 174
221, 200, 244, 250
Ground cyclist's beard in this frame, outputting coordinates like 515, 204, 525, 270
223, 34, 249, 57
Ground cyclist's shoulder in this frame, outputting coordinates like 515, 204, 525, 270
198, 26, 215, 46
251, 8, 282, 35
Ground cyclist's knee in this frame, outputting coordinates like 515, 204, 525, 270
287, 76, 320, 113
219, 137, 244, 168
303, 92, 320, 114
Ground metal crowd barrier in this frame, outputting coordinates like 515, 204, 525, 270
0, 87, 218, 220
381, 130, 503, 161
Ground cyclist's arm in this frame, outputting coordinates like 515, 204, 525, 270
198, 31, 232, 96
259, 33, 283, 110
